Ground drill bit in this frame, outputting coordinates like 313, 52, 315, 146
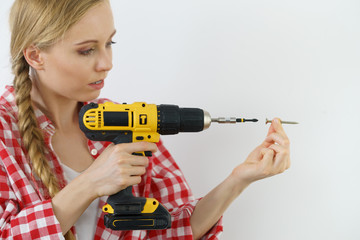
211, 117, 258, 123
237, 118, 259, 123
265, 118, 299, 124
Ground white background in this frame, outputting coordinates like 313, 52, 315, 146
1, 1, 359, 239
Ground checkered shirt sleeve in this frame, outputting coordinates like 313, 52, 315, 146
0, 111, 63, 239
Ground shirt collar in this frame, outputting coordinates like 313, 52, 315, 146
3, 85, 55, 134
3, 85, 97, 136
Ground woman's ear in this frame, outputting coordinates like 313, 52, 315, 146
23, 45, 45, 70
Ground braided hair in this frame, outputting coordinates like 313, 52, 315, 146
9, 0, 106, 239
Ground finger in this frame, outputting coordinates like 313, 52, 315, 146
268, 144, 290, 172
125, 175, 142, 187
271, 118, 287, 135
259, 148, 275, 178
263, 118, 286, 147
260, 148, 275, 167
117, 142, 158, 154
129, 166, 147, 176
131, 175, 143, 185
275, 156, 289, 173
269, 144, 288, 160
115, 164, 146, 179
266, 118, 283, 137
265, 133, 290, 147
129, 156, 149, 167
132, 142, 158, 153
266, 120, 276, 137
125, 171, 146, 187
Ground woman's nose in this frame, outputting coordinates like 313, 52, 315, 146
95, 49, 113, 72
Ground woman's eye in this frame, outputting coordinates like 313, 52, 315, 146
106, 41, 116, 47
79, 48, 95, 56
78, 41, 115, 56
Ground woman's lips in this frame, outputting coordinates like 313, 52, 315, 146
89, 80, 104, 90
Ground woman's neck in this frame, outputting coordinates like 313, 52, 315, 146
30, 77, 80, 131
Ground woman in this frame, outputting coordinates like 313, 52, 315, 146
0, 0, 291, 239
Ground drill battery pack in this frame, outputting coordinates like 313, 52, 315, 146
102, 186, 171, 230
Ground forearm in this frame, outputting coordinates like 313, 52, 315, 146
190, 174, 250, 240
51, 171, 96, 234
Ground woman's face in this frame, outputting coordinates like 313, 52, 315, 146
35, 1, 116, 102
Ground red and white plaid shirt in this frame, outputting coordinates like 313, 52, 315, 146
0, 86, 223, 240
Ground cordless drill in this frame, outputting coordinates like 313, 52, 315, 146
79, 102, 257, 231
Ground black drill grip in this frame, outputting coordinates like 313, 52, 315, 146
132, 151, 153, 157
106, 186, 145, 214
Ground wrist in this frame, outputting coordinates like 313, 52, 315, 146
228, 168, 252, 195
51, 170, 98, 233
74, 171, 99, 201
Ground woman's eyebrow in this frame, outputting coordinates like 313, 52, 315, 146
75, 29, 117, 45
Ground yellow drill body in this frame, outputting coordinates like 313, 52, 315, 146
81, 102, 160, 143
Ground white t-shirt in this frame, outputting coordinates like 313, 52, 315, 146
61, 163, 100, 240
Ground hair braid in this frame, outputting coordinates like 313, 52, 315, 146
13, 57, 60, 197
9, 1, 108, 239
12, 58, 76, 240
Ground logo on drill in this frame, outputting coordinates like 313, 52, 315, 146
140, 114, 147, 125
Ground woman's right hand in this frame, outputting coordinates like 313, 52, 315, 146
83, 142, 158, 199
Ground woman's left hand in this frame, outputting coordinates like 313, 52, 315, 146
190, 118, 291, 239
231, 118, 291, 186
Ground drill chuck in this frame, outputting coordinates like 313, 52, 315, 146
157, 105, 211, 134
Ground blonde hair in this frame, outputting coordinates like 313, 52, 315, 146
9, 0, 106, 239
